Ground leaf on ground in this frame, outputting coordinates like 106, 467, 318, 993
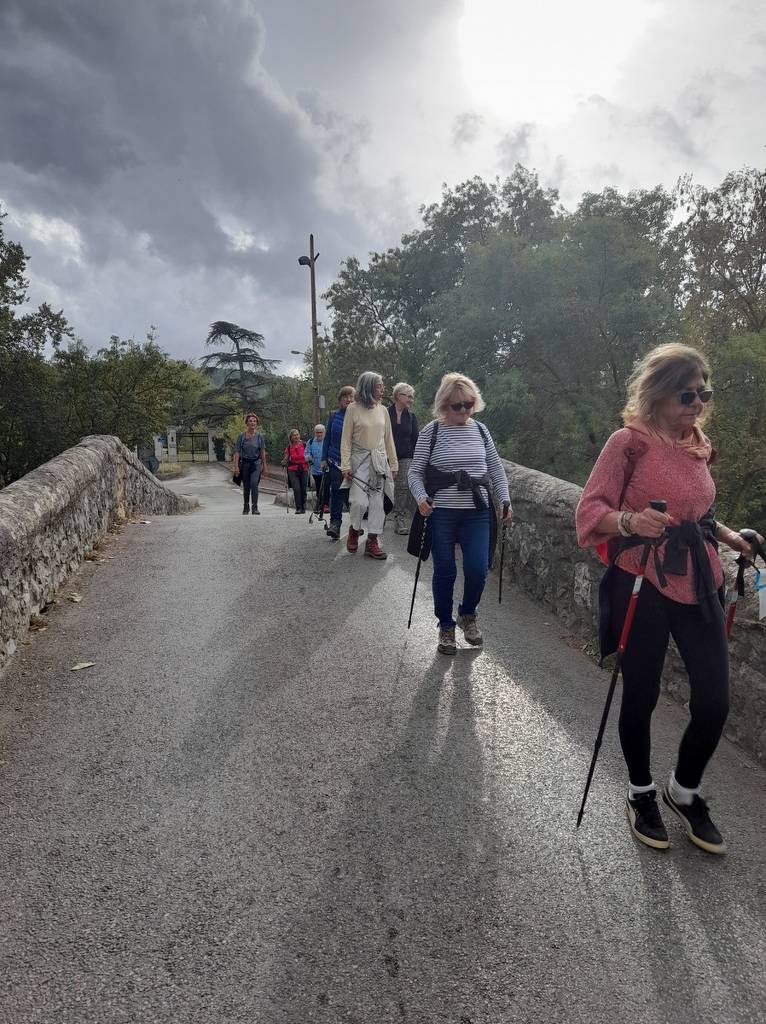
70, 662, 95, 671
68, 594, 83, 603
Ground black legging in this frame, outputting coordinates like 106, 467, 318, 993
288, 468, 307, 511
611, 568, 729, 789
312, 473, 324, 509
240, 459, 261, 510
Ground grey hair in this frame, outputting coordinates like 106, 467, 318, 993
392, 382, 415, 401
313, 423, 325, 433
355, 371, 383, 409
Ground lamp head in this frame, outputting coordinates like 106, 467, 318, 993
298, 256, 311, 267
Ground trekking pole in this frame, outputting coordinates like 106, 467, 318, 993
726, 528, 766, 638
576, 499, 667, 829
284, 467, 290, 514
407, 506, 432, 630
498, 522, 508, 605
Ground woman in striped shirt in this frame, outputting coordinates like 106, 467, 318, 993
409, 373, 512, 655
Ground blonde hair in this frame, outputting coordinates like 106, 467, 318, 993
433, 372, 486, 419
622, 343, 711, 425
392, 382, 415, 401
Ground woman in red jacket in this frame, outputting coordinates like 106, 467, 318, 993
576, 343, 762, 855
282, 429, 309, 514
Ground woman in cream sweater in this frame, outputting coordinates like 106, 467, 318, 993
340, 371, 398, 559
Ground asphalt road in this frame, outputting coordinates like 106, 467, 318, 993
1, 464, 765, 1024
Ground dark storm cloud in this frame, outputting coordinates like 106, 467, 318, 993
0, 0, 464, 358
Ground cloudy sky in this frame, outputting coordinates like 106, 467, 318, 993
2, 0, 764, 373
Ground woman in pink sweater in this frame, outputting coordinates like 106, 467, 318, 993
576, 343, 762, 855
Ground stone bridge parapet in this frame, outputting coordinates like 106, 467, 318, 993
0, 435, 196, 672
499, 460, 766, 766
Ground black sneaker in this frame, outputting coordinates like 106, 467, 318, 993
662, 789, 726, 855
242, 507, 250, 515
252, 508, 260, 515
626, 791, 669, 850
326, 520, 341, 540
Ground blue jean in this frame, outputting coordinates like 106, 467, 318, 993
430, 507, 490, 627
240, 459, 262, 509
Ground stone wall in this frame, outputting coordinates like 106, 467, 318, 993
0, 436, 196, 672
497, 460, 766, 766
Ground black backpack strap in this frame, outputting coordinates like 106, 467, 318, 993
428, 420, 439, 462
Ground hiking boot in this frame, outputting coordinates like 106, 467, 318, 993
326, 519, 341, 540
626, 791, 669, 850
252, 508, 260, 515
437, 626, 457, 656
347, 526, 360, 553
242, 507, 250, 515
457, 613, 483, 646
364, 534, 387, 560
395, 521, 410, 535
662, 789, 726, 854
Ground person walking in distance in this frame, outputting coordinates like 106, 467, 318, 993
282, 429, 309, 514
409, 373, 511, 654
304, 424, 326, 512
233, 412, 267, 515
341, 372, 398, 559
321, 386, 355, 540
389, 382, 419, 534
576, 343, 763, 854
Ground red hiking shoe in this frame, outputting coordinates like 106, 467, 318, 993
364, 534, 387, 560
347, 526, 360, 553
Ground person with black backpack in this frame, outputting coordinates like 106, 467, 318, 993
409, 372, 511, 655
576, 343, 763, 854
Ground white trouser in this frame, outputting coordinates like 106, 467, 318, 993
349, 450, 385, 535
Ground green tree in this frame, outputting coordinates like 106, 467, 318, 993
201, 320, 279, 413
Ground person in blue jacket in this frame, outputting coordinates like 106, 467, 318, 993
304, 424, 326, 512
321, 385, 355, 539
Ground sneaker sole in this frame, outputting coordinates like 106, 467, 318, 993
364, 553, 388, 559
462, 635, 483, 646
437, 644, 457, 656
661, 791, 727, 855
625, 800, 670, 850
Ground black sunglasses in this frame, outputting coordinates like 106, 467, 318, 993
678, 387, 713, 406
450, 400, 475, 412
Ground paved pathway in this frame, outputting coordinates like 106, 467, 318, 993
1, 464, 765, 1023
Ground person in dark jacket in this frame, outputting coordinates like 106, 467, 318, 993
389, 382, 419, 534
321, 385, 355, 539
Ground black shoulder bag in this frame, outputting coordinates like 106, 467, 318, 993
406, 422, 439, 559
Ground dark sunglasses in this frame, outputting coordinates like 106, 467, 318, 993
678, 387, 713, 406
450, 400, 475, 412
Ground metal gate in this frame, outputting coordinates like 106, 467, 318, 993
176, 432, 210, 462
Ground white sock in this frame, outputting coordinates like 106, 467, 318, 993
628, 781, 656, 800
668, 771, 699, 806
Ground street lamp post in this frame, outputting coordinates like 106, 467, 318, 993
298, 234, 320, 425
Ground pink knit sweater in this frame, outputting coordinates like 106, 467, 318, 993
576, 427, 724, 604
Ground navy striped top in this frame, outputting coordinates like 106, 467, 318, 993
408, 419, 511, 510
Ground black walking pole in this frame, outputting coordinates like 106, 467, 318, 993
499, 522, 508, 605
576, 499, 667, 828
407, 509, 431, 630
